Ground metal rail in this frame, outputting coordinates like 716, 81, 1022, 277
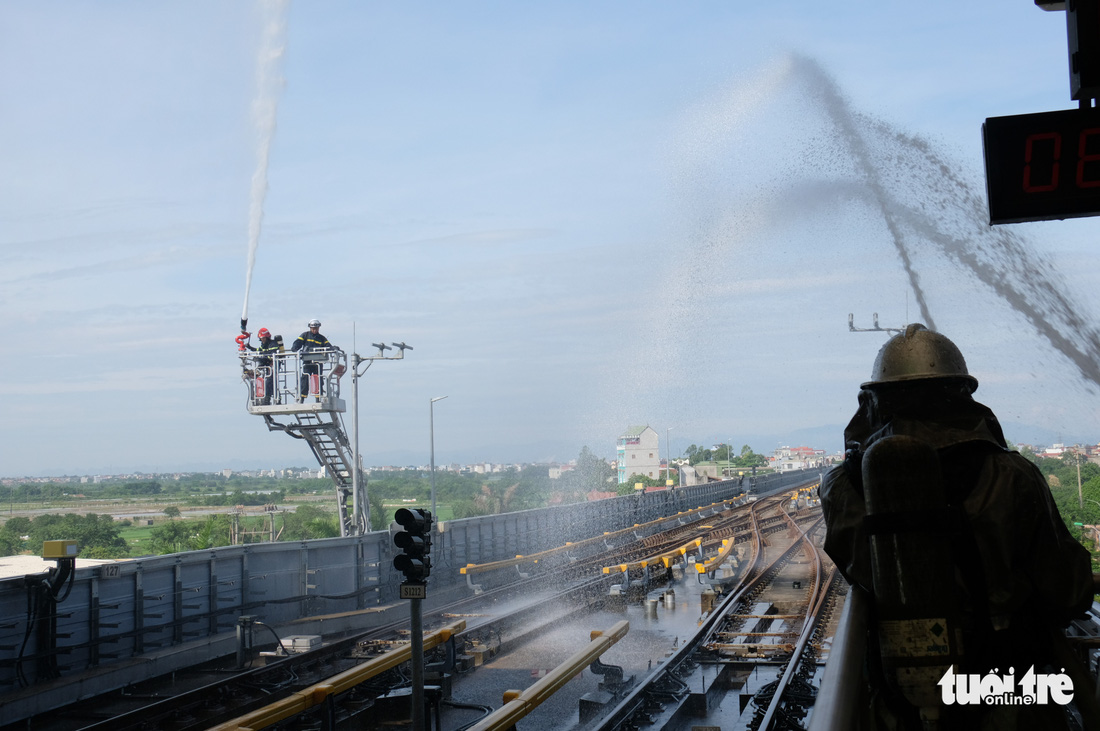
467, 621, 630, 731
806, 585, 870, 731
208, 621, 466, 731
595, 497, 821, 729
694, 493, 786, 579
601, 537, 702, 576
459, 498, 734, 577
754, 517, 829, 729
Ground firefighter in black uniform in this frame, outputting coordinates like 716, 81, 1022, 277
291, 319, 338, 401
821, 323, 1095, 729
245, 327, 282, 404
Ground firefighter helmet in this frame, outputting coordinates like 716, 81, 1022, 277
862, 323, 978, 392
258, 327, 271, 338
308, 319, 321, 328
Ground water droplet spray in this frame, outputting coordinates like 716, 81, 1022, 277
617, 54, 1100, 426
791, 53, 1100, 391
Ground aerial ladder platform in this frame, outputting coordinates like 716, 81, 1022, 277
238, 347, 364, 536
238, 338, 411, 536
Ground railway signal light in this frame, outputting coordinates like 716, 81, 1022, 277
393, 508, 432, 582
391, 508, 432, 731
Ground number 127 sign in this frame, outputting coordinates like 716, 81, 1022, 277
983, 106, 1100, 224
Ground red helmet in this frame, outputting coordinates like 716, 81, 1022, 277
258, 328, 271, 338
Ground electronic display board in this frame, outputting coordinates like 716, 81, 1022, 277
983, 106, 1100, 224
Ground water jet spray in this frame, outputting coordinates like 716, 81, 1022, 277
239, 0, 289, 331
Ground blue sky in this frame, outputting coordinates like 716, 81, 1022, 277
4, 1, 1100, 476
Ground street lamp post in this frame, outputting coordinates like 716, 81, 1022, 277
430, 396, 448, 519
350, 350, 369, 537
350, 336, 412, 535
1076, 451, 1084, 510
666, 426, 674, 486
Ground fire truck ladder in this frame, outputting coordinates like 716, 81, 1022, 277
239, 340, 412, 536
263, 410, 366, 537
239, 348, 366, 537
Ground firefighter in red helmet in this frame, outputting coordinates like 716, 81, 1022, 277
245, 327, 282, 404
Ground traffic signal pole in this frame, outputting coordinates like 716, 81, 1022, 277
393, 507, 433, 730
409, 594, 425, 731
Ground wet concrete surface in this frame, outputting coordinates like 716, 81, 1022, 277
433, 507, 838, 730
437, 551, 766, 729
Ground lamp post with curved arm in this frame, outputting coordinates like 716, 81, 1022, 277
1071, 449, 1087, 510
666, 426, 674, 486
350, 336, 412, 535
430, 396, 448, 519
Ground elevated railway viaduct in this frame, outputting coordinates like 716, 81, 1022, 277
0, 469, 818, 727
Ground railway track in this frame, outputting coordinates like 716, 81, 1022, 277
596, 495, 842, 731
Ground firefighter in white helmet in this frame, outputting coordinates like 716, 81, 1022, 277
821, 324, 1095, 729
290, 319, 338, 402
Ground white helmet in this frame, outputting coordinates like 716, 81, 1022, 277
863, 323, 977, 392
308, 319, 321, 328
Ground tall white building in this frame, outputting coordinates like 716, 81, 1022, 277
616, 425, 660, 484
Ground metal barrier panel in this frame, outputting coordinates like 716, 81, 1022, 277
53, 575, 92, 676
137, 557, 178, 651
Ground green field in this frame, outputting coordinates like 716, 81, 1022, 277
380, 501, 454, 523
98, 502, 455, 558
117, 523, 156, 555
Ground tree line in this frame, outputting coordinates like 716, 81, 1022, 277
0, 448, 621, 558
367, 446, 614, 524
1023, 448, 1100, 546
6, 448, 1097, 562
0, 514, 128, 559
683, 443, 769, 468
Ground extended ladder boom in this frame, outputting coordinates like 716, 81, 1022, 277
239, 348, 365, 536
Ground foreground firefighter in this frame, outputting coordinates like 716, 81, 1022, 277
821, 323, 1095, 730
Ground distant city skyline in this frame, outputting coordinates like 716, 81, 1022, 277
1, 419, 1093, 481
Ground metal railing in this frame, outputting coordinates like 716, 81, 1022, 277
239, 349, 347, 408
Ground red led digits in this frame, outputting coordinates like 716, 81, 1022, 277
1019, 128, 1100, 193
1023, 132, 1060, 193
1076, 127, 1100, 188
